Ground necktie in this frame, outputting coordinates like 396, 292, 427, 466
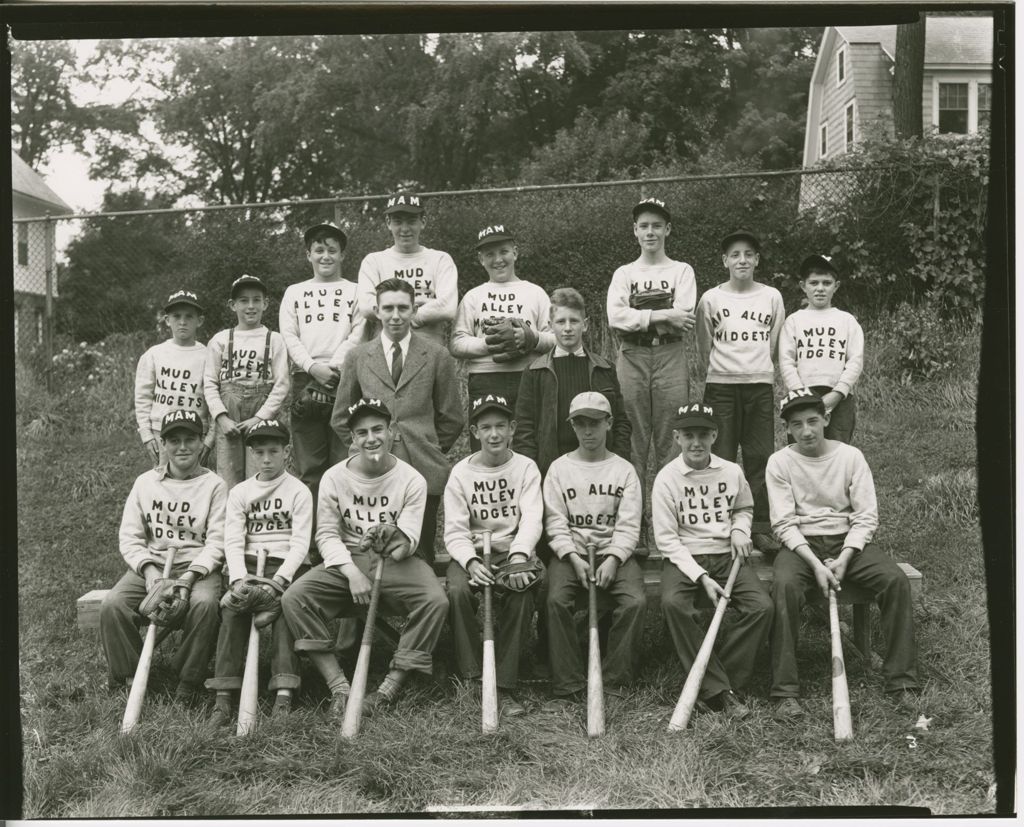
391, 341, 403, 386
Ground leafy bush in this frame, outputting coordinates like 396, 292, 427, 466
891, 301, 964, 384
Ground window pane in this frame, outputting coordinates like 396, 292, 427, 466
838, 51, 845, 82
820, 125, 827, 155
939, 83, 968, 110
978, 83, 991, 112
846, 106, 854, 146
939, 110, 968, 134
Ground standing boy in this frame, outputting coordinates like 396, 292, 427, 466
450, 223, 555, 451
696, 230, 786, 552
204, 274, 290, 487
542, 392, 645, 708
282, 398, 449, 716
652, 402, 772, 718
766, 388, 920, 717
207, 419, 313, 725
101, 409, 225, 699
355, 192, 458, 346
135, 289, 214, 466
444, 394, 544, 716
779, 255, 864, 444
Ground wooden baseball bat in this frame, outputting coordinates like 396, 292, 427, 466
829, 587, 854, 741
480, 530, 499, 734
341, 555, 386, 739
586, 543, 605, 738
121, 547, 177, 735
667, 556, 742, 732
236, 548, 268, 737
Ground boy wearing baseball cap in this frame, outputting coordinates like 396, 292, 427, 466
207, 419, 313, 725
695, 230, 786, 554
766, 388, 920, 718
355, 192, 458, 346
451, 223, 555, 451
444, 394, 544, 717
652, 402, 772, 718
281, 398, 449, 716
779, 255, 864, 443
542, 392, 645, 708
204, 274, 290, 488
101, 409, 226, 700
135, 289, 213, 467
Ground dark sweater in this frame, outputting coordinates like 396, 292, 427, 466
553, 354, 591, 452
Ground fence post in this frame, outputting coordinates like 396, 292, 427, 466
44, 214, 54, 394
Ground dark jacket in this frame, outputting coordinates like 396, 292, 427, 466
514, 348, 631, 476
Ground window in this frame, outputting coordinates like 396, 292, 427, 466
837, 47, 846, 85
845, 102, 856, 150
978, 82, 992, 130
820, 123, 828, 158
17, 224, 28, 266
938, 83, 969, 134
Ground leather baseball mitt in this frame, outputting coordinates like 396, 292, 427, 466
628, 288, 673, 311
359, 523, 412, 560
140, 578, 191, 628
493, 557, 544, 592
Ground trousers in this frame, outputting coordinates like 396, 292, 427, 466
214, 380, 274, 488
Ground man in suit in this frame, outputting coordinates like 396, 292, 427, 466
331, 277, 465, 564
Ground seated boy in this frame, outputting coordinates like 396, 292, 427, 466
207, 419, 314, 725
281, 398, 449, 716
444, 394, 544, 717
542, 392, 645, 708
766, 388, 921, 718
652, 402, 772, 718
101, 409, 226, 700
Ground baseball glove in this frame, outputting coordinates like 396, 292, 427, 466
493, 557, 544, 592
481, 316, 539, 363
290, 377, 336, 421
628, 288, 673, 311
248, 575, 286, 629
359, 523, 411, 560
139, 578, 191, 628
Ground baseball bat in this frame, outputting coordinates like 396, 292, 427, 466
236, 548, 268, 737
341, 555, 386, 739
667, 556, 742, 732
829, 587, 854, 741
586, 543, 605, 738
120, 547, 177, 735
480, 530, 499, 734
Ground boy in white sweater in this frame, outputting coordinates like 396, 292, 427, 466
652, 402, 772, 719
356, 192, 458, 346
696, 230, 786, 553
779, 254, 864, 443
204, 274, 290, 487
206, 419, 313, 725
101, 409, 225, 699
444, 394, 544, 716
766, 388, 920, 718
135, 289, 214, 467
542, 392, 645, 708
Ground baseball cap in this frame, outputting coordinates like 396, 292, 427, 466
160, 409, 204, 438
244, 418, 290, 444
384, 192, 425, 216
567, 391, 612, 421
163, 289, 203, 314
470, 393, 514, 422
475, 223, 516, 250
303, 222, 348, 250
720, 229, 761, 253
230, 274, 268, 298
779, 387, 826, 420
345, 397, 392, 429
632, 197, 671, 223
672, 402, 717, 430
799, 254, 838, 278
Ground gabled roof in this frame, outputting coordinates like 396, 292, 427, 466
11, 150, 72, 212
835, 16, 993, 66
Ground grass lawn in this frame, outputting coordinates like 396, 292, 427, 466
17, 321, 994, 816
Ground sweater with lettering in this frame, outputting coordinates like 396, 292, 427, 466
543, 453, 641, 563
606, 258, 698, 333
357, 247, 459, 346
765, 442, 878, 552
315, 456, 426, 568
223, 471, 313, 583
203, 326, 291, 421
450, 279, 556, 373
696, 283, 786, 384
652, 454, 753, 583
443, 451, 543, 569
779, 307, 865, 397
279, 278, 363, 372
118, 465, 226, 575
134, 340, 211, 444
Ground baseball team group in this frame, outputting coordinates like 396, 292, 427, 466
102, 191, 922, 737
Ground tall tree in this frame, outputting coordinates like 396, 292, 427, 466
893, 15, 926, 138
11, 40, 83, 166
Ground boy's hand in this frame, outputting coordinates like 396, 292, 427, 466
699, 573, 727, 603
730, 529, 753, 560
237, 417, 261, 434
467, 558, 496, 587
217, 414, 240, 436
566, 552, 592, 588
308, 363, 337, 388
142, 562, 162, 588
825, 549, 855, 584
143, 440, 160, 465
814, 562, 841, 600
594, 555, 619, 588
653, 307, 695, 332
821, 391, 843, 413
341, 563, 373, 605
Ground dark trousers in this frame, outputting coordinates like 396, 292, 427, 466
770, 536, 920, 698
703, 382, 775, 532
446, 557, 538, 689
660, 556, 772, 699
467, 371, 523, 452
419, 493, 441, 564
289, 371, 346, 500
546, 555, 646, 695
785, 386, 857, 445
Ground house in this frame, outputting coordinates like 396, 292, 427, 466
12, 150, 71, 355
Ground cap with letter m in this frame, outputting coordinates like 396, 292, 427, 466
672, 402, 717, 430
163, 289, 203, 314
475, 223, 516, 250
779, 387, 825, 420
160, 409, 204, 438
632, 197, 671, 223
384, 192, 425, 216
244, 418, 290, 444
346, 397, 392, 428
470, 393, 513, 422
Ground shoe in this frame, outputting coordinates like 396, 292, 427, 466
174, 681, 200, 704
888, 688, 921, 713
752, 532, 782, 554
209, 706, 232, 728
363, 674, 403, 718
541, 690, 584, 713
328, 690, 348, 719
706, 690, 750, 719
272, 695, 293, 716
772, 697, 802, 720
499, 690, 526, 717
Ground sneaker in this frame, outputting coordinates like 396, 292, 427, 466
541, 690, 584, 713
328, 690, 348, 719
706, 690, 750, 719
209, 706, 232, 728
888, 688, 922, 713
752, 532, 782, 554
272, 695, 293, 716
772, 697, 802, 720
363, 674, 403, 718
499, 690, 526, 718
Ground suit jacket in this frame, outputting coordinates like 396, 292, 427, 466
331, 333, 465, 494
